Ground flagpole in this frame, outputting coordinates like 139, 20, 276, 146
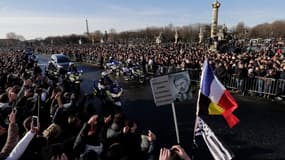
171, 102, 180, 144
192, 59, 206, 155
193, 89, 201, 144
37, 94, 40, 136
193, 61, 205, 145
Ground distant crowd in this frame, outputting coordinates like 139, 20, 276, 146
37, 42, 285, 98
37, 42, 285, 81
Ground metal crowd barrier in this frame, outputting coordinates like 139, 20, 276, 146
148, 65, 285, 98
166, 66, 285, 98
143, 65, 201, 82
224, 75, 285, 98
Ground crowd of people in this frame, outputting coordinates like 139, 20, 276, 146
38, 42, 285, 97
0, 48, 193, 160
0, 39, 284, 159
38, 42, 285, 79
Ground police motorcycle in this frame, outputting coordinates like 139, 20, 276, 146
45, 61, 61, 81
130, 66, 145, 84
104, 58, 121, 76
121, 64, 145, 84
24, 49, 38, 63
66, 63, 83, 94
93, 71, 113, 99
105, 81, 123, 107
93, 72, 123, 114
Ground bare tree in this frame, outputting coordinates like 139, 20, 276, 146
93, 30, 103, 42
235, 22, 246, 34
6, 32, 17, 39
16, 35, 25, 41
249, 23, 270, 38
6, 32, 25, 41
271, 20, 285, 38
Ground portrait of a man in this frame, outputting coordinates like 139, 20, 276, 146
169, 71, 192, 102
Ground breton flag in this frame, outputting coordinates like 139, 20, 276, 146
195, 117, 234, 160
199, 59, 239, 128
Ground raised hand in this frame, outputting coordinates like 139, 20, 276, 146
159, 148, 171, 160
171, 145, 191, 160
9, 110, 16, 124
147, 130, 156, 142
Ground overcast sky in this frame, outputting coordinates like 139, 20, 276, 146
0, 0, 283, 39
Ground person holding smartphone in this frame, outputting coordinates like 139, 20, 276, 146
32, 116, 39, 130
0, 110, 19, 159
6, 114, 38, 160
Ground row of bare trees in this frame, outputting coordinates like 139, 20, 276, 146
230, 20, 285, 40
73, 20, 285, 44
87, 20, 285, 43
5, 20, 285, 46
37, 24, 210, 45
249, 21, 285, 39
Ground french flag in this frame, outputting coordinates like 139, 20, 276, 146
199, 59, 239, 128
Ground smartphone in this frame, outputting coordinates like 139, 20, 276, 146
32, 116, 38, 128
12, 108, 17, 114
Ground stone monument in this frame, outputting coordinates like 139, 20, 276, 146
199, 27, 204, 43
211, 0, 221, 38
156, 32, 162, 44
218, 24, 227, 40
210, 0, 221, 50
174, 29, 178, 44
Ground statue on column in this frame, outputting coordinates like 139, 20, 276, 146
199, 27, 204, 43
210, 0, 221, 51
104, 30, 108, 42
92, 38, 95, 45
222, 24, 227, 33
218, 24, 228, 40
156, 32, 162, 44
174, 29, 178, 44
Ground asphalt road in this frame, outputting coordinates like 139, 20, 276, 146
38, 54, 285, 160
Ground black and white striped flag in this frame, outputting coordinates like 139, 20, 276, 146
195, 117, 234, 160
